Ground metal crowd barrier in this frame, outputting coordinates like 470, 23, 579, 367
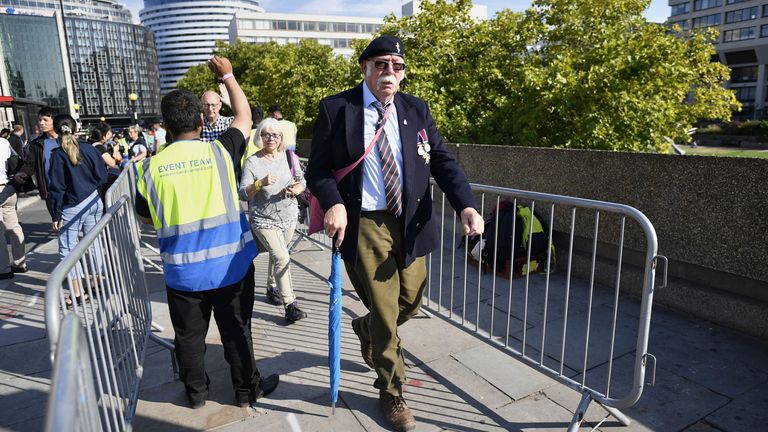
44, 195, 175, 431
45, 314, 101, 432
105, 163, 163, 273
426, 182, 666, 430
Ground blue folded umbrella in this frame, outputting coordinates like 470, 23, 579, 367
328, 246, 343, 413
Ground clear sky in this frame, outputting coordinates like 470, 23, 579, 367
123, 0, 670, 24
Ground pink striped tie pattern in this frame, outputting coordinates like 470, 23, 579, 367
374, 102, 402, 217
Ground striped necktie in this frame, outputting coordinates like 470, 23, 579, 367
374, 102, 402, 217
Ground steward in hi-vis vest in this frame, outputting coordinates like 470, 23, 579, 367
136, 139, 256, 291
134, 57, 279, 410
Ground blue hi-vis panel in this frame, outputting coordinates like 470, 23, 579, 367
163, 216, 258, 291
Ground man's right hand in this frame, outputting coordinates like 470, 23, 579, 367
324, 203, 347, 247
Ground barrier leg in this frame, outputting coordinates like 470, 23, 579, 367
567, 391, 593, 432
603, 405, 631, 427
149, 333, 178, 379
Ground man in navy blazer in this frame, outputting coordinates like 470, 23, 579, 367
306, 35, 483, 431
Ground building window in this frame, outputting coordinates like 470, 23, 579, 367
761, 24, 768, 37
693, 0, 722, 11
726, 0, 750, 4
671, 2, 691, 16
303, 21, 316, 31
692, 13, 721, 28
723, 26, 756, 42
734, 86, 756, 102
669, 19, 691, 30
731, 66, 758, 83
725, 6, 758, 23
238, 19, 253, 30
287, 21, 298, 30
763, 4, 768, 17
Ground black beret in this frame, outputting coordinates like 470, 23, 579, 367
358, 35, 405, 63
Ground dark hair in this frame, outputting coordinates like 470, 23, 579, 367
53, 114, 81, 165
251, 106, 263, 125
0, 128, 9, 137
87, 128, 104, 144
38, 107, 56, 118
267, 104, 281, 114
161, 90, 202, 136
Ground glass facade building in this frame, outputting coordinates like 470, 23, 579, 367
140, 0, 265, 93
0, 13, 69, 113
1, 0, 132, 23
66, 17, 160, 122
0, 1, 161, 125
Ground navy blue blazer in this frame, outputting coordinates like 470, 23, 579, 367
306, 83, 476, 265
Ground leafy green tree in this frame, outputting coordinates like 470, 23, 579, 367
372, 0, 737, 152
177, 40, 352, 138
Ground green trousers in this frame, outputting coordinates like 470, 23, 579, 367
345, 211, 426, 396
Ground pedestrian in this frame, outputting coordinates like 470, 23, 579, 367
238, 117, 307, 323
0, 136, 27, 279
305, 35, 484, 432
126, 125, 148, 163
267, 104, 298, 151
18, 107, 59, 202
87, 124, 121, 198
0, 129, 9, 139
46, 114, 107, 307
149, 119, 167, 153
201, 90, 233, 143
135, 56, 279, 409
8, 125, 25, 156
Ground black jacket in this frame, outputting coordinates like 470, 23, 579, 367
21, 133, 50, 199
305, 84, 476, 265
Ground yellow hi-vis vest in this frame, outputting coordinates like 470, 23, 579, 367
136, 139, 257, 291
240, 129, 261, 168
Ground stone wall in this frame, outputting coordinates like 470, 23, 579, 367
297, 139, 768, 337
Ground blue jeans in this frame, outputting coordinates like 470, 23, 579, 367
59, 191, 103, 278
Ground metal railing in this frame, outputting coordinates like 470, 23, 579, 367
426, 182, 666, 430
45, 314, 102, 432
44, 194, 175, 431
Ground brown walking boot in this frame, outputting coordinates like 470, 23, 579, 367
351, 317, 374, 369
379, 392, 416, 432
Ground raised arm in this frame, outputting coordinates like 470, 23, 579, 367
208, 56, 251, 139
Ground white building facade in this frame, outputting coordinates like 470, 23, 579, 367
229, 11, 383, 57
139, 0, 264, 93
668, 0, 768, 119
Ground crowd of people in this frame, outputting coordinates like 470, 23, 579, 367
0, 35, 484, 432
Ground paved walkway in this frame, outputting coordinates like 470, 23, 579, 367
1, 231, 768, 431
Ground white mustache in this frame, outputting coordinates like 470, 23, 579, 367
377, 75, 397, 87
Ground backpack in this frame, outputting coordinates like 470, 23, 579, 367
6, 146, 36, 193
465, 201, 553, 272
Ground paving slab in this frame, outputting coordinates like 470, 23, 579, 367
452, 344, 560, 402
494, 393, 585, 432
705, 381, 768, 431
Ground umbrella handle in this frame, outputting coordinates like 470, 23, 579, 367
332, 234, 339, 254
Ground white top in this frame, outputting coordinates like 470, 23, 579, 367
0, 137, 12, 185
360, 81, 404, 212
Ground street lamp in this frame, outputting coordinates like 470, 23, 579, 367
72, 103, 81, 129
128, 93, 139, 127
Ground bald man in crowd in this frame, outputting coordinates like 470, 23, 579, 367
201, 90, 233, 143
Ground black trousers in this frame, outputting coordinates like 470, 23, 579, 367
166, 264, 260, 403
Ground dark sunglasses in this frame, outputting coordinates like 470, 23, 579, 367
373, 60, 406, 72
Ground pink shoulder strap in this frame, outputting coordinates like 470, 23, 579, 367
333, 103, 393, 182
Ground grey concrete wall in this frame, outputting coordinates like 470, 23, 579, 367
450, 144, 768, 337
298, 139, 768, 337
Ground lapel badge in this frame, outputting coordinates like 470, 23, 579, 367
417, 128, 430, 165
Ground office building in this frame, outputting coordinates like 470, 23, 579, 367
229, 11, 383, 57
402, 0, 488, 20
1, 0, 132, 23
668, 0, 768, 118
140, 0, 265, 93
0, 11, 73, 132
0, 1, 161, 126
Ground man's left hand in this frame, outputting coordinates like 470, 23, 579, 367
460, 207, 484, 236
